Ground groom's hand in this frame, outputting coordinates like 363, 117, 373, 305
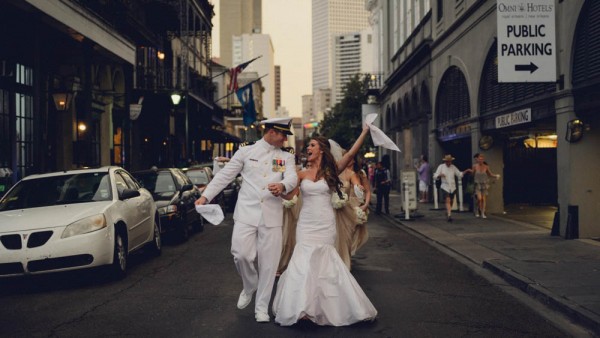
195, 196, 208, 206
268, 183, 284, 197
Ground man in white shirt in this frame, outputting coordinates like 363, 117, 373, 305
195, 118, 298, 323
433, 154, 464, 222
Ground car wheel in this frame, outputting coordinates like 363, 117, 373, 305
178, 218, 190, 242
147, 215, 162, 256
110, 229, 127, 280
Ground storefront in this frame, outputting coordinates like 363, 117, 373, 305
478, 44, 557, 206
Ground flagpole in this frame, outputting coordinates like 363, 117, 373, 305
215, 74, 269, 103
211, 55, 264, 79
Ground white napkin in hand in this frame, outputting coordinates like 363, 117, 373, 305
365, 113, 401, 152
195, 204, 225, 225
353, 184, 365, 202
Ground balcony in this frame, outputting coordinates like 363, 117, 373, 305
360, 73, 384, 98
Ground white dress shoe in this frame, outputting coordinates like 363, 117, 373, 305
255, 312, 270, 322
237, 290, 254, 310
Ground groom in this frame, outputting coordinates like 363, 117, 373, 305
195, 117, 298, 323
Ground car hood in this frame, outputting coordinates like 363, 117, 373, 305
0, 202, 112, 233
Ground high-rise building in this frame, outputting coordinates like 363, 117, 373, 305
312, 0, 370, 93
302, 94, 314, 124
275, 65, 281, 109
332, 28, 374, 105
232, 33, 275, 118
312, 88, 331, 122
220, 0, 262, 67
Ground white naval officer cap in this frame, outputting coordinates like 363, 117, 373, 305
260, 117, 293, 135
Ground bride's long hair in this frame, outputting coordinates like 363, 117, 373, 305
311, 136, 343, 198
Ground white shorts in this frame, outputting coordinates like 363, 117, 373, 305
419, 181, 428, 192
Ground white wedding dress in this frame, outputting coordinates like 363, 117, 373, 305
272, 179, 377, 326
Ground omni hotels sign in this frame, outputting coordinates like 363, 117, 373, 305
496, 0, 556, 83
495, 108, 531, 129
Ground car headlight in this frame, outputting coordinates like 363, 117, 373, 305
158, 205, 177, 215
61, 214, 107, 238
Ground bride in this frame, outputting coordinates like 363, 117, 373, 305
272, 125, 377, 326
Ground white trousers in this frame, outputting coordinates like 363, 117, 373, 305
231, 218, 282, 314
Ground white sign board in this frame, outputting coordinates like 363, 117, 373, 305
400, 170, 417, 211
495, 108, 531, 129
497, 1, 556, 82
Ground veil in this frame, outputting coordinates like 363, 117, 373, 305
328, 139, 344, 162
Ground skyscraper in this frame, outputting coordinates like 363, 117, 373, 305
312, 0, 370, 93
220, 0, 262, 67
275, 65, 281, 109
332, 28, 374, 105
232, 33, 275, 118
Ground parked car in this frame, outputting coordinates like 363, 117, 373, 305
0, 167, 161, 279
132, 168, 202, 242
183, 165, 224, 207
183, 162, 240, 212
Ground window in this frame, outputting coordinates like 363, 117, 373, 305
15, 64, 34, 179
0, 89, 9, 168
437, 0, 443, 21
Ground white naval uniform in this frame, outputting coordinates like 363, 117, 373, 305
201, 138, 298, 314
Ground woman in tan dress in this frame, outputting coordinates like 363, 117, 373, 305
335, 154, 370, 270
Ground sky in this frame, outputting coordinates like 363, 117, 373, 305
211, 0, 311, 117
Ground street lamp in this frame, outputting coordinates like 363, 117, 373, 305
170, 92, 182, 105
52, 92, 74, 111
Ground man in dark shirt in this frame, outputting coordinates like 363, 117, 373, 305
374, 161, 391, 214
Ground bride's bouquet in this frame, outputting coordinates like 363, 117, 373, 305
282, 195, 298, 209
354, 206, 368, 224
331, 191, 348, 209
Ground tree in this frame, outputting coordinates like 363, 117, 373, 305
319, 75, 370, 150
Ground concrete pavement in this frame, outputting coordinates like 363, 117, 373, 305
373, 192, 600, 335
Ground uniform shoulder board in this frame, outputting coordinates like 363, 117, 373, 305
281, 147, 295, 154
239, 141, 256, 148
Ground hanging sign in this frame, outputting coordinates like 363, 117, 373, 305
496, 0, 556, 82
495, 108, 531, 129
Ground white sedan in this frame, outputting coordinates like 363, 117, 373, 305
0, 166, 161, 279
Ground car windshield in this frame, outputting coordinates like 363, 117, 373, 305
0, 172, 112, 211
135, 172, 177, 194
186, 170, 209, 185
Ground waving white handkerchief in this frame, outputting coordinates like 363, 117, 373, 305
365, 113, 401, 152
195, 204, 225, 225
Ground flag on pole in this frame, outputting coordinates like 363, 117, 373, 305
236, 83, 257, 126
228, 56, 261, 92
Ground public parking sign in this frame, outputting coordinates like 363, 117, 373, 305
497, 0, 556, 82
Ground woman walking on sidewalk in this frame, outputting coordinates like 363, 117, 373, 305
464, 153, 500, 218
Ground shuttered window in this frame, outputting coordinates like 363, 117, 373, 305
573, 1, 600, 88
436, 66, 470, 126
480, 44, 554, 115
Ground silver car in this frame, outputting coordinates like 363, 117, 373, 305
0, 166, 161, 279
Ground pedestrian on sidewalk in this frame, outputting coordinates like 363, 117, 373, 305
374, 161, 391, 214
433, 154, 466, 222
415, 154, 430, 203
463, 153, 500, 218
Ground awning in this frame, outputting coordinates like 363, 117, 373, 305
201, 129, 242, 143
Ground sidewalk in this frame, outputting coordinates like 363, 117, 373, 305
374, 192, 600, 335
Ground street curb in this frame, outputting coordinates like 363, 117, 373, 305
483, 260, 600, 336
374, 208, 600, 335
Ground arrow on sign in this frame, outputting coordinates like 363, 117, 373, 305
515, 62, 539, 73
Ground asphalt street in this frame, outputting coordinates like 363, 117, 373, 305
0, 211, 580, 337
